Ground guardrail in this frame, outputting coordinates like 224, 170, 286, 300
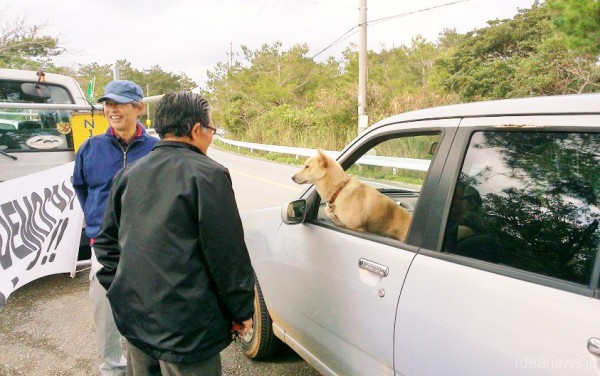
217, 137, 431, 172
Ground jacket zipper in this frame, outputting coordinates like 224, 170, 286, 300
118, 138, 142, 168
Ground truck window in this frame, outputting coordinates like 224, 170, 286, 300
443, 131, 600, 286
0, 80, 75, 152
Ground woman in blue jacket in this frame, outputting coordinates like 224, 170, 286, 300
72, 80, 158, 376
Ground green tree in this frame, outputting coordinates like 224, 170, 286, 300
76, 63, 114, 102
0, 16, 65, 69
205, 42, 348, 145
75, 60, 196, 122
204, 1, 598, 151
438, 1, 599, 100
546, 0, 600, 56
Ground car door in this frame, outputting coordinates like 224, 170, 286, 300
395, 115, 600, 375
267, 120, 458, 375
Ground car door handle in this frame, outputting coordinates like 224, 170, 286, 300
358, 258, 389, 277
588, 338, 600, 356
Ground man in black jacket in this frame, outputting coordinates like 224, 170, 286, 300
94, 91, 255, 376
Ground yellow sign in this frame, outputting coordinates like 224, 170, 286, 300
70, 113, 109, 152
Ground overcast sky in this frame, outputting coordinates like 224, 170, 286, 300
3, 0, 536, 88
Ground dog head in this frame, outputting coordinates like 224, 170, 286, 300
292, 149, 331, 185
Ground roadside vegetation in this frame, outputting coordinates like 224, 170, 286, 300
1, 0, 598, 155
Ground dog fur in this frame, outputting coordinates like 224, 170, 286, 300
292, 149, 411, 242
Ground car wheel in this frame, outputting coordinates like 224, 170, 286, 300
241, 279, 282, 359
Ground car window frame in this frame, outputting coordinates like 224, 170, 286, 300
422, 115, 600, 298
300, 122, 458, 249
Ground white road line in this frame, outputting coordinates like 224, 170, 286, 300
228, 168, 303, 192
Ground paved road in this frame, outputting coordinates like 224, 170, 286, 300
0, 147, 319, 376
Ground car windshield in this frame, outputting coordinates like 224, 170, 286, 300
0, 80, 74, 151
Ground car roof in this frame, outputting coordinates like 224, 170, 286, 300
375, 94, 600, 127
0, 68, 74, 84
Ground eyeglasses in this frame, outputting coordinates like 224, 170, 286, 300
204, 124, 218, 135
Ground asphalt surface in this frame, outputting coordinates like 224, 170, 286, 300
0, 148, 319, 375
0, 269, 320, 376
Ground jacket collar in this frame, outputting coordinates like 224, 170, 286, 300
105, 122, 146, 139
153, 140, 206, 156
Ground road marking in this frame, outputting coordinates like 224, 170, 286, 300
228, 168, 303, 192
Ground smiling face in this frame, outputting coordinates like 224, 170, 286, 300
102, 100, 144, 138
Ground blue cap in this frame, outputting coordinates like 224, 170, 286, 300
97, 80, 144, 103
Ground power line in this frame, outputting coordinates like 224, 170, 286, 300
294, 0, 356, 9
311, 0, 469, 59
369, 0, 469, 26
247, 0, 292, 44
312, 26, 358, 58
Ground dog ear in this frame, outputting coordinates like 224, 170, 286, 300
317, 148, 329, 168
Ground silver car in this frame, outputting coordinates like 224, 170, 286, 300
240, 94, 600, 375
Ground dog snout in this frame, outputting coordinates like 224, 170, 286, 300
292, 173, 305, 184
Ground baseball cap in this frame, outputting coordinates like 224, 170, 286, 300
97, 80, 144, 103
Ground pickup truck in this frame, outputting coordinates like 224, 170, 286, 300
0, 69, 95, 262
0, 69, 92, 181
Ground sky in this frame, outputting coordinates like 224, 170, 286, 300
2, 0, 537, 89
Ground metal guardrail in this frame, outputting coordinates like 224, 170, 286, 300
218, 137, 335, 159
217, 137, 431, 172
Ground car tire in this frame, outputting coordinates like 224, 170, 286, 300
241, 279, 283, 359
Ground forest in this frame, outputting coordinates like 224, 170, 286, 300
1, 0, 598, 150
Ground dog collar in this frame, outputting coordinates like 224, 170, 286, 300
327, 178, 350, 206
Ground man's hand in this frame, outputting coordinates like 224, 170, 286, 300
232, 318, 253, 340
240, 318, 253, 334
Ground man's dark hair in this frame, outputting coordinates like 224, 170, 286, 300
154, 91, 211, 138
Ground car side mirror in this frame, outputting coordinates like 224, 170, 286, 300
281, 199, 307, 224
21, 83, 51, 99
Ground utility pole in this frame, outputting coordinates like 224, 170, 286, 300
146, 83, 151, 127
113, 64, 120, 81
358, 0, 368, 135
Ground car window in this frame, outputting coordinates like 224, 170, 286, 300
0, 80, 74, 151
443, 131, 600, 286
315, 133, 441, 240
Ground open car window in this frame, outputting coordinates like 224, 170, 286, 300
314, 133, 442, 240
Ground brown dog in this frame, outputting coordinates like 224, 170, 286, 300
292, 149, 411, 242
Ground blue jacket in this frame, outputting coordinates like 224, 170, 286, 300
73, 124, 159, 239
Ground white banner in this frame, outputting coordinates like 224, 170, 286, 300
0, 162, 83, 307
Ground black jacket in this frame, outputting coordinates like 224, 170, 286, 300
95, 141, 255, 363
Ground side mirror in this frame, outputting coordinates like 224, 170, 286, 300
21, 83, 51, 99
281, 199, 307, 224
